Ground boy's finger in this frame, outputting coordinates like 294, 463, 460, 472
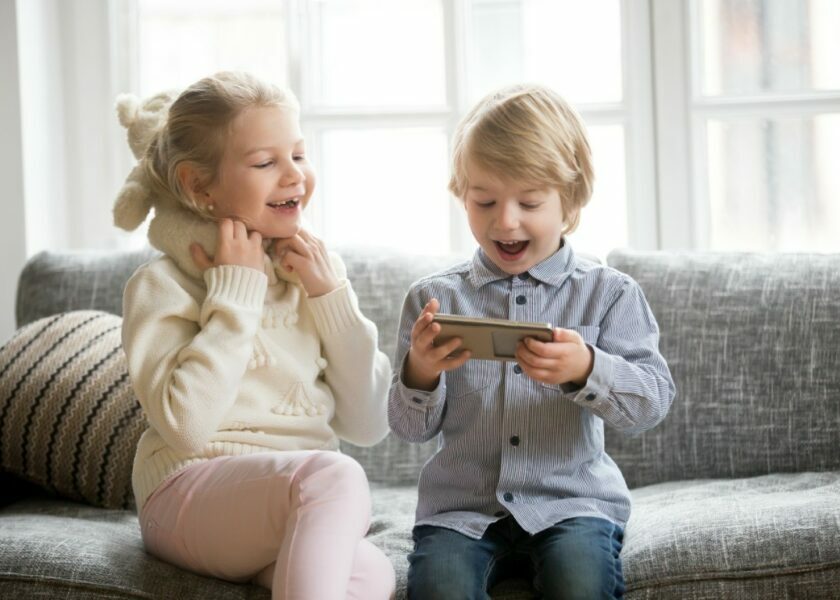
444, 350, 471, 370
553, 328, 580, 344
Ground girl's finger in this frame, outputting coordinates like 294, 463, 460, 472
218, 218, 233, 240
190, 243, 213, 271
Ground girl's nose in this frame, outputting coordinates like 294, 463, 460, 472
280, 161, 304, 186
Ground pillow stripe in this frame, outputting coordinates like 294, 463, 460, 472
95, 401, 143, 505
44, 338, 124, 485
0, 313, 105, 465
69, 370, 130, 499
0, 311, 145, 509
21, 324, 121, 473
0, 313, 63, 379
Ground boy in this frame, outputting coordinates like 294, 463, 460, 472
388, 84, 675, 599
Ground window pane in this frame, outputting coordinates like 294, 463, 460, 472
319, 128, 451, 252
706, 113, 840, 251
566, 125, 628, 260
468, 0, 622, 104
137, 0, 287, 95
697, 0, 840, 96
310, 0, 446, 108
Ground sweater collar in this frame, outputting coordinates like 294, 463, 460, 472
146, 203, 301, 286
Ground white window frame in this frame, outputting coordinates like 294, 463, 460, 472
286, 0, 660, 255
651, 0, 840, 250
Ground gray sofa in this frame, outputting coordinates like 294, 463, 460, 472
2, 246, 839, 599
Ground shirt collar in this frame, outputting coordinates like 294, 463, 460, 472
468, 239, 576, 289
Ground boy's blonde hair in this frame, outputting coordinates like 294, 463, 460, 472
143, 71, 299, 217
449, 84, 594, 235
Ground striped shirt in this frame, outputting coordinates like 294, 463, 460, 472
388, 241, 675, 539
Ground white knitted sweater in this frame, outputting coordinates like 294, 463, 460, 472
123, 205, 391, 510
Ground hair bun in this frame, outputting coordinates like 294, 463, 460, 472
115, 94, 141, 129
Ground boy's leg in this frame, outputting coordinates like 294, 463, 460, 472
407, 521, 511, 600
525, 516, 625, 600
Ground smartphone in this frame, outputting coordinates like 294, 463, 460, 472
432, 314, 554, 361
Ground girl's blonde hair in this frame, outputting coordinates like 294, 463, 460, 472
448, 84, 594, 235
143, 71, 299, 217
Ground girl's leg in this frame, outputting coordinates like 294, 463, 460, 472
139, 451, 394, 600
255, 538, 395, 600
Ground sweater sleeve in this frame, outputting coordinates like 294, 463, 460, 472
305, 253, 391, 447
121, 261, 267, 455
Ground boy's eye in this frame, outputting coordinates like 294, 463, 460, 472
474, 200, 495, 207
254, 161, 274, 169
293, 154, 306, 162
521, 203, 541, 210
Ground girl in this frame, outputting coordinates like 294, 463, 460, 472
116, 71, 395, 599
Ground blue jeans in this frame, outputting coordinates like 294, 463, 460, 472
407, 516, 625, 600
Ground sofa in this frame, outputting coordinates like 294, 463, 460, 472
1, 246, 839, 599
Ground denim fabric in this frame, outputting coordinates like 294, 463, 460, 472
407, 516, 625, 599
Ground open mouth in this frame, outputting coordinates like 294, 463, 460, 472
495, 240, 529, 258
268, 197, 300, 211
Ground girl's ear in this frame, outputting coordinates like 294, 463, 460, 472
176, 162, 211, 205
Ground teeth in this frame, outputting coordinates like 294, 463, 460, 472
270, 197, 299, 208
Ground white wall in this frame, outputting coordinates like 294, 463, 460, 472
0, 0, 27, 342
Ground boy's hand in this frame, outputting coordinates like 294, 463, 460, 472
403, 298, 471, 391
191, 218, 264, 272
515, 328, 594, 387
273, 230, 340, 298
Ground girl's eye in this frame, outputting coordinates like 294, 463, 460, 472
293, 154, 306, 162
254, 161, 273, 169
521, 203, 541, 210
475, 200, 495, 208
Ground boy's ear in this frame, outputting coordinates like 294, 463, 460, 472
176, 162, 211, 204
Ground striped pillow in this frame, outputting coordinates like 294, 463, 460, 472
0, 311, 144, 509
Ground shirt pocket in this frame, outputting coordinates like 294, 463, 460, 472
539, 324, 600, 394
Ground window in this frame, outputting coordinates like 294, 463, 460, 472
28, 0, 837, 257
133, 0, 646, 260
655, 0, 840, 252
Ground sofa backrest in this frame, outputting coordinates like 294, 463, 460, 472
606, 249, 840, 488
15, 247, 840, 489
14, 247, 460, 485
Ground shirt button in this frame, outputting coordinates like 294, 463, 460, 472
412, 397, 423, 404
513, 364, 522, 374
509, 435, 520, 446
585, 393, 596, 401
518, 273, 529, 280
503, 492, 514, 502
494, 510, 507, 517
515, 295, 527, 305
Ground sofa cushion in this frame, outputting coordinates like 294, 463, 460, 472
0, 311, 143, 509
0, 497, 271, 599
623, 471, 840, 597
606, 250, 840, 487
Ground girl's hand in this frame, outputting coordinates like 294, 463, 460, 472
403, 298, 471, 391
191, 218, 265, 272
515, 328, 594, 387
273, 230, 340, 297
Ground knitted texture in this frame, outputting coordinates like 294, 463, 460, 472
0, 310, 143, 509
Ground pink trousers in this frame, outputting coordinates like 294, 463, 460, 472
139, 450, 395, 600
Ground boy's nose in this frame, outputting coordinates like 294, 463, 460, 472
496, 204, 520, 230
